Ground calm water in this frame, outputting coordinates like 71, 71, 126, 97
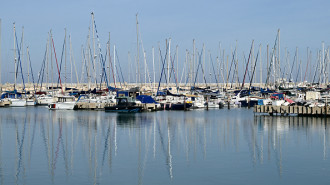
0, 107, 329, 185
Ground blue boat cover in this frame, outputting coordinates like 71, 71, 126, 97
136, 95, 157, 104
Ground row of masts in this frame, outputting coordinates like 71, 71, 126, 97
2, 15, 330, 95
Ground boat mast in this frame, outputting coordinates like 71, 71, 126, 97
259, 44, 262, 87
203, 44, 205, 86
152, 46, 155, 94
235, 41, 238, 89
296, 47, 299, 84
64, 28, 67, 89
108, 32, 111, 85
266, 44, 269, 87
128, 51, 131, 84
136, 14, 140, 86
87, 27, 91, 90
46, 33, 49, 91
192, 39, 195, 87
113, 45, 116, 88
50, 31, 64, 95
13, 23, 17, 90
91, 12, 97, 88
20, 27, 28, 86
278, 29, 280, 84
69, 34, 72, 86
322, 42, 325, 85
304, 48, 309, 83
69, 35, 79, 87
176, 45, 178, 89
50, 30, 54, 93
0, 19, 2, 91
143, 50, 147, 86
168, 38, 171, 88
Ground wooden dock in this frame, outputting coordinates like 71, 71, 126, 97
254, 105, 330, 117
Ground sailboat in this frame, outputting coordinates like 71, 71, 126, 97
47, 31, 76, 110
9, 24, 26, 107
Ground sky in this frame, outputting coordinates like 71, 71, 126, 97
0, 0, 329, 84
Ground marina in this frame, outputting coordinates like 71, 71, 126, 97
1, 0, 330, 184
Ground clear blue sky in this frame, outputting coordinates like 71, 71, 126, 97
0, 0, 329, 83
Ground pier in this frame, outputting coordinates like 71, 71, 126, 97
254, 105, 330, 117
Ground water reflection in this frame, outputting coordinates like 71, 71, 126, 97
0, 108, 330, 184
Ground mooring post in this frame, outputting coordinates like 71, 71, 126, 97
227, 96, 230, 109
206, 96, 209, 110
184, 96, 186, 111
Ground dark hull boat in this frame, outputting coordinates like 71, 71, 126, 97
161, 102, 193, 110
105, 96, 143, 113
105, 106, 142, 113
239, 99, 259, 107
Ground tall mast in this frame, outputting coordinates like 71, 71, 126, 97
251, 40, 254, 84
69, 35, 78, 87
50, 31, 54, 92
304, 47, 309, 83
136, 14, 140, 85
322, 42, 325, 84
144, 50, 146, 85
220, 49, 227, 87
0, 19, 2, 90
21, 27, 26, 85
152, 47, 155, 93
326, 47, 329, 84
108, 33, 111, 84
91, 12, 97, 88
226, 55, 228, 90
13, 23, 17, 90
127, 52, 132, 84
128, 52, 131, 84
87, 27, 91, 89
50, 31, 64, 94
168, 38, 171, 87
278, 29, 280, 83
80, 45, 84, 84
235, 41, 238, 88
26, 48, 30, 86
259, 44, 262, 87
69, 34, 72, 86
296, 47, 299, 83
203, 44, 205, 86
46, 33, 49, 91
266, 44, 269, 86
64, 28, 67, 88
176, 45, 178, 88
113, 45, 116, 87
192, 39, 195, 86
284, 48, 287, 80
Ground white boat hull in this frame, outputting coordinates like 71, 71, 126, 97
26, 100, 36, 106
9, 99, 27, 107
37, 97, 55, 105
272, 100, 285, 106
48, 102, 75, 110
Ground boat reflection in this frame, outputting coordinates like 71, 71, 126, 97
0, 108, 330, 184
